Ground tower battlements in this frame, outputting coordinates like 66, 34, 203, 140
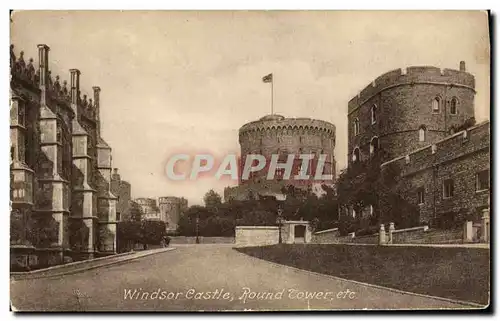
348, 63, 476, 114
239, 115, 336, 139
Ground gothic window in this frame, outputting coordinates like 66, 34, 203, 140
18, 104, 26, 127
371, 105, 377, 124
10, 146, 15, 163
419, 125, 427, 142
352, 148, 360, 163
353, 118, 360, 136
450, 98, 458, 115
56, 123, 62, 144
370, 137, 379, 156
432, 97, 440, 113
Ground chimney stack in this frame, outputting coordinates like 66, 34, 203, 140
113, 168, 118, 174
37, 44, 50, 105
93, 86, 101, 135
70, 69, 81, 110
459, 61, 466, 72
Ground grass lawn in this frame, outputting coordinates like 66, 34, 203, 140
235, 244, 490, 305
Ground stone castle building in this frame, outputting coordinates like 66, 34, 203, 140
158, 197, 188, 233
345, 61, 490, 226
225, 114, 336, 201
10, 44, 132, 269
111, 168, 132, 222
134, 197, 188, 232
134, 198, 160, 221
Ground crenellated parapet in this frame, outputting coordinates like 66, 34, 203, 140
348, 65, 475, 114
239, 115, 336, 139
381, 121, 490, 175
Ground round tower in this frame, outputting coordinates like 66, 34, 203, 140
347, 62, 476, 165
238, 114, 336, 187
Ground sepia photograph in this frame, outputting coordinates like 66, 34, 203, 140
8, 10, 491, 312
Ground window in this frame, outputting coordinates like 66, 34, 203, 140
352, 148, 360, 163
419, 126, 427, 142
10, 146, 15, 163
450, 98, 458, 115
370, 137, 379, 155
353, 118, 360, 136
56, 124, 62, 144
417, 187, 425, 205
443, 179, 454, 198
371, 105, 377, 124
352, 208, 356, 219
432, 97, 440, 113
18, 105, 26, 126
476, 170, 489, 191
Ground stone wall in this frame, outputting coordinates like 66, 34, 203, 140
382, 121, 490, 224
235, 226, 279, 247
392, 227, 463, 244
348, 64, 475, 166
310, 228, 340, 244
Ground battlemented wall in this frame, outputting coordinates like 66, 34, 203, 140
381, 121, 490, 224
348, 63, 476, 165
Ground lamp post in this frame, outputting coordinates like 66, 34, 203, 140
276, 207, 284, 244
195, 215, 200, 244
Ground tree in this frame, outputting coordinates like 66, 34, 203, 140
336, 152, 419, 235
140, 220, 167, 245
203, 189, 222, 210
129, 201, 143, 221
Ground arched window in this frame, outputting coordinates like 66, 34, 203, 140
370, 137, 379, 155
419, 126, 427, 142
450, 98, 458, 115
371, 105, 377, 124
353, 118, 360, 136
352, 147, 360, 163
432, 97, 440, 113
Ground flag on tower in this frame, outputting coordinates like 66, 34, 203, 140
262, 73, 273, 83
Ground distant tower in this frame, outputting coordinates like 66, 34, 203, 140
158, 197, 188, 233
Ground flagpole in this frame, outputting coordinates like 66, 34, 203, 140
271, 74, 274, 115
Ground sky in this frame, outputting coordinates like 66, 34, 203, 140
11, 11, 490, 205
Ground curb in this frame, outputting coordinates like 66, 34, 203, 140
233, 249, 487, 309
11, 248, 176, 281
11, 251, 132, 276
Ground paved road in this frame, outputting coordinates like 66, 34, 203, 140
10, 244, 475, 311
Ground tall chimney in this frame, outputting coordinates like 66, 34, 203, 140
70, 69, 81, 114
460, 61, 466, 72
93, 86, 101, 135
37, 44, 50, 105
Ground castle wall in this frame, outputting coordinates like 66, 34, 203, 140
158, 196, 188, 232
381, 122, 490, 225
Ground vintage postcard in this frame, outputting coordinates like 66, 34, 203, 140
9, 10, 490, 312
